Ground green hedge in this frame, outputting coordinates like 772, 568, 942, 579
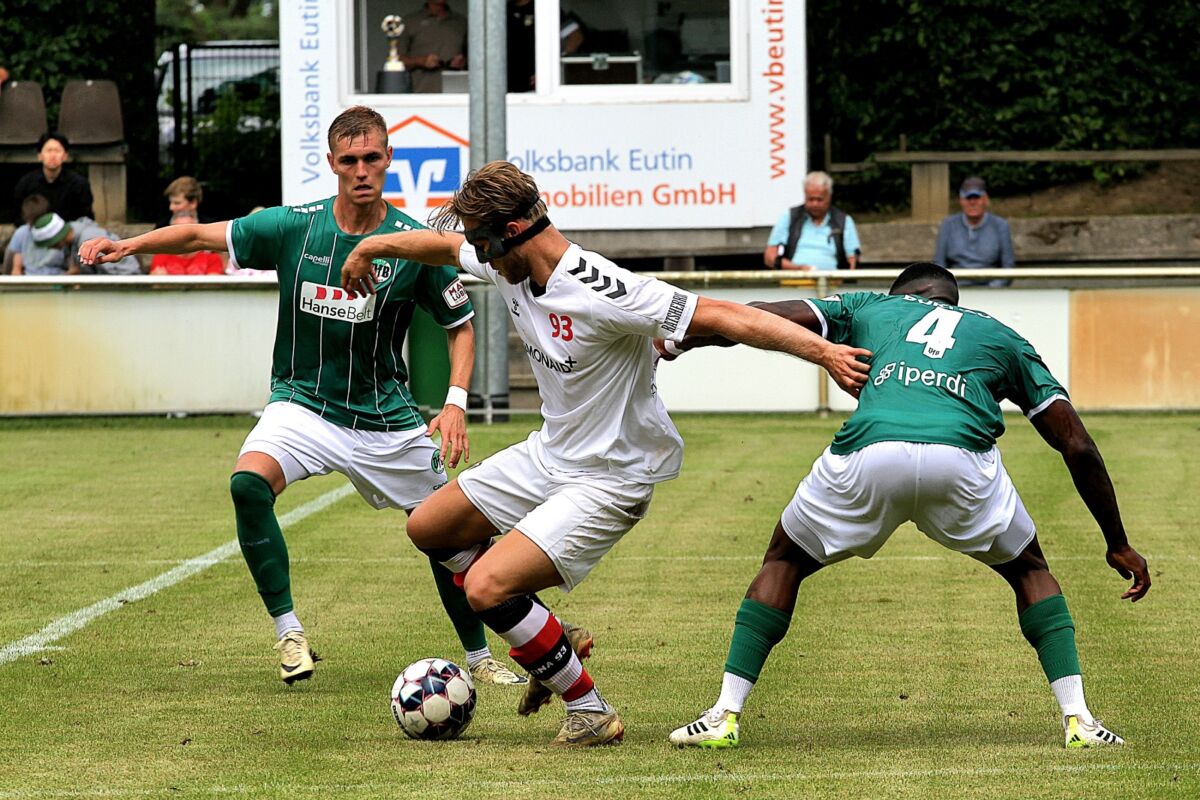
1, 0, 158, 220
808, 0, 1200, 210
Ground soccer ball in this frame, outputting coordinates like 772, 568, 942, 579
390, 658, 476, 740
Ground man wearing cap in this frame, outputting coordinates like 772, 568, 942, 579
934, 176, 1015, 286
10, 194, 139, 276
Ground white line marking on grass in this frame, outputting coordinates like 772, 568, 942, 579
0, 484, 356, 668
0, 552, 1192, 568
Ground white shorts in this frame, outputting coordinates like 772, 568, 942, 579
239, 401, 446, 510
781, 441, 1035, 566
457, 436, 653, 592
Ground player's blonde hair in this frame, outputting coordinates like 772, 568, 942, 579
429, 161, 547, 232
327, 105, 388, 151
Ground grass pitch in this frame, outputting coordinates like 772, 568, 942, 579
0, 413, 1197, 799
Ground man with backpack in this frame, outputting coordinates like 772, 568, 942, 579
763, 171, 860, 271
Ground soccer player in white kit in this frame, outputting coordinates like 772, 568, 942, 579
341, 161, 872, 746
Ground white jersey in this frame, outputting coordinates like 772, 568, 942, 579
458, 241, 698, 483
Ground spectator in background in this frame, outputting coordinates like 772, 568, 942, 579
396, 0, 468, 93
764, 171, 860, 271
12, 133, 95, 224
156, 176, 213, 228
0, 66, 9, 93
507, 0, 585, 92
934, 176, 1015, 286
150, 210, 225, 275
8, 195, 69, 275
12, 201, 140, 276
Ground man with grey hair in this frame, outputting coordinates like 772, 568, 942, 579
763, 170, 860, 271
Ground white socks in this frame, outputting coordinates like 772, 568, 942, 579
272, 611, 303, 640
714, 672, 754, 714
465, 647, 492, 668
1050, 674, 1093, 724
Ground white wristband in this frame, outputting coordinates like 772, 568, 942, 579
662, 339, 684, 356
444, 385, 468, 411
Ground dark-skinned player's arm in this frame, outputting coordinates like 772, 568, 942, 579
341, 230, 466, 295
654, 300, 819, 358
1029, 400, 1150, 602
427, 319, 474, 468
680, 297, 870, 397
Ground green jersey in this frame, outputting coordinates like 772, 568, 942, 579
228, 198, 473, 431
806, 292, 1066, 454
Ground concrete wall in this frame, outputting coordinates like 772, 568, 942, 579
2, 283, 1196, 415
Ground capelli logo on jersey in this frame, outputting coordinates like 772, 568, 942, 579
299, 281, 376, 323
303, 253, 332, 267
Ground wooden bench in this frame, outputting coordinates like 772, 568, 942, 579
0, 143, 127, 223
871, 149, 1200, 223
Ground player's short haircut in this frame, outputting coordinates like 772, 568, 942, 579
326, 105, 388, 151
164, 176, 202, 204
804, 170, 833, 193
20, 193, 51, 225
890, 262, 959, 303
429, 160, 547, 232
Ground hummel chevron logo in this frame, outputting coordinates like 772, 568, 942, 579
568, 258, 628, 299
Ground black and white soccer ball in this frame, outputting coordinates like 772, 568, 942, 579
390, 658, 476, 740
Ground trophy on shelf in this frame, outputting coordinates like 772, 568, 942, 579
375, 15, 412, 94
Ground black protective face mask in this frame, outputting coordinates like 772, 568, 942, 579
462, 193, 550, 263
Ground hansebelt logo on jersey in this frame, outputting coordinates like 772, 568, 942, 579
299, 281, 376, 323
442, 279, 469, 309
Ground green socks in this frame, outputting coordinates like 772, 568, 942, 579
724, 598, 793, 682
230, 471, 293, 616
1019, 594, 1082, 683
427, 556, 488, 653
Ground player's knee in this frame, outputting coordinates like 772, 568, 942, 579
230, 471, 275, 509
462, 564, 514, 612
406, 505, 439, 549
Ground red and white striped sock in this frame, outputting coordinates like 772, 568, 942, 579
492, 600, 605, 711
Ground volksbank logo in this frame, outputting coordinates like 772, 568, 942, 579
385, 116, 469, 211
299, 281, 376, 323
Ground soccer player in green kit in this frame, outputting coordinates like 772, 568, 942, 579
78, 106, 525, 688
660, 263, 1151, 749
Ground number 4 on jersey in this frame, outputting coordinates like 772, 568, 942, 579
905, 307, 963, 358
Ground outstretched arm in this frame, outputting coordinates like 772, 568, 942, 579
681, 297, 870, 396
342, 230, 466, 295
426, 320, 475, 468
78, 222, 230, 268
1030, 399, 1150, 602
656, 300, 819, 356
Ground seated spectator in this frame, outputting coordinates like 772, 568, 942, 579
397, 0, 468, 93
934, 176, 1015, 286
12, 132, 95, 224
10, 195, 69, 275
764, 171, 860, 271
149, 210, 225, 275
13, 204, 141, 276
156, 176, 213, 228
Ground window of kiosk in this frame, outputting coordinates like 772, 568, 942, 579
555, 0, 733, 89
350, 0, 739, 99
353, 0, 471, 95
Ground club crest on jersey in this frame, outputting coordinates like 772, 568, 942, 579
442, 279, 469, 309
299, 281, 376, 323
371, 259, 394, 288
